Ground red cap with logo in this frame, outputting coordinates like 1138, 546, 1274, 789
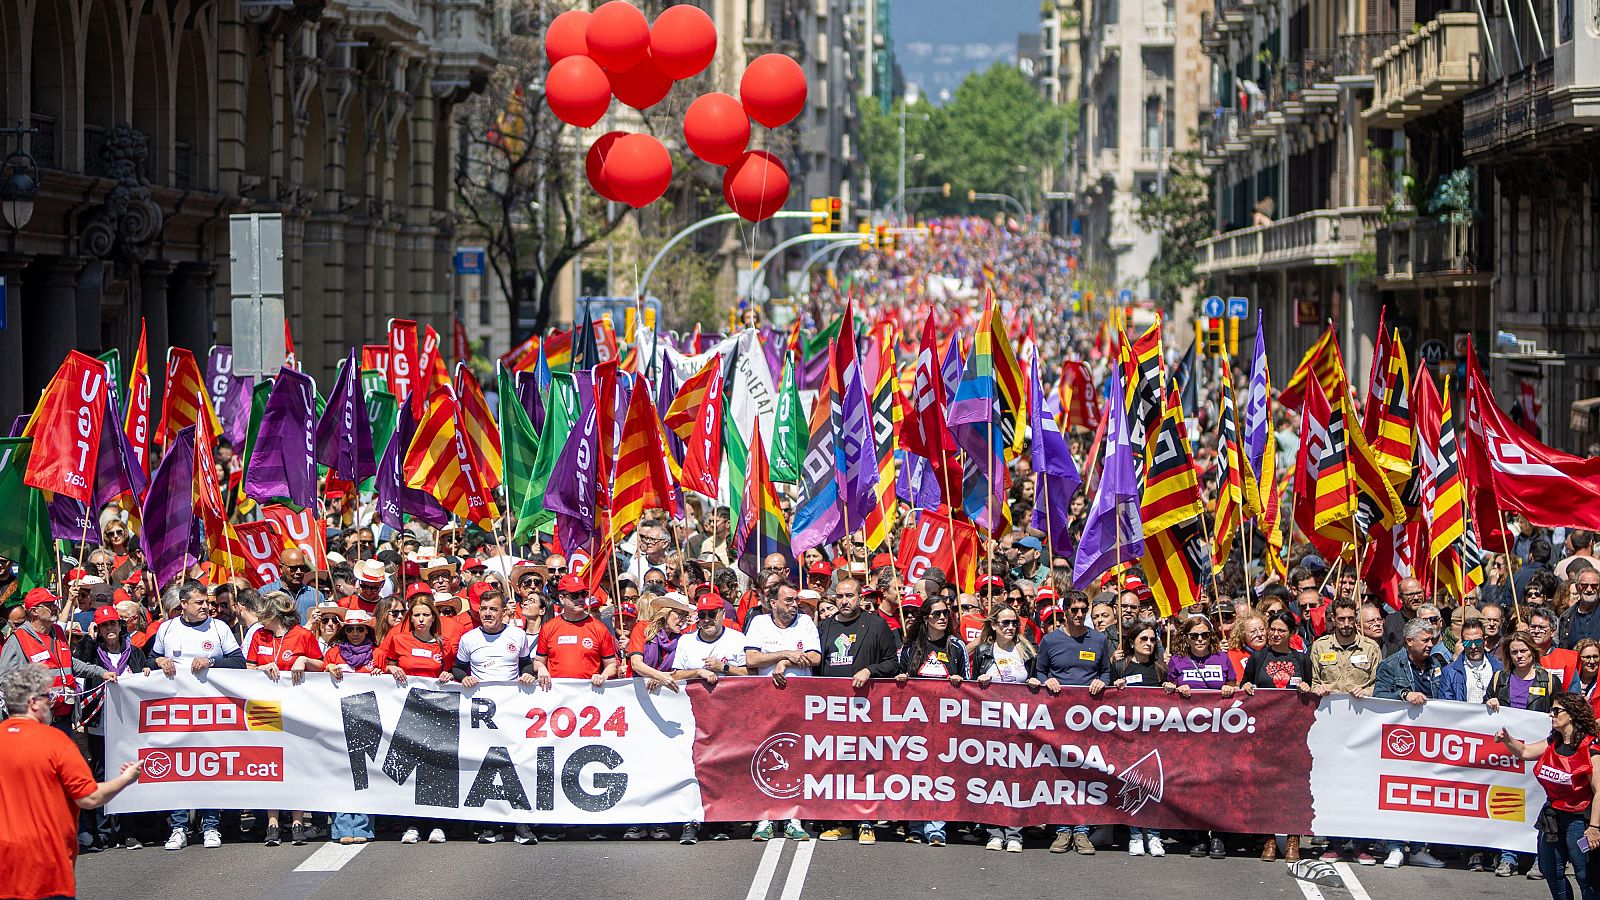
870, 553, 894, 570
405, 582, 432, 599
695, 592, 726, 612
93, 605, 121, 626
977, 574, 1006, 590
557, 573, 587, 594
23, 588, 60, 610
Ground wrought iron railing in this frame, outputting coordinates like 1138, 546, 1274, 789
1337, 31, 1400, 76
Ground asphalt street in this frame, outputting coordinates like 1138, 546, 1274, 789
75, 827, 1559, 900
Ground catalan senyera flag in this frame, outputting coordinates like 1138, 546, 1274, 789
157, 347, 220, 450
500, 331, 542, 373
862, 323, 899, 550
1418, 371, 1467, 562
1277, 326, 1342, 411
126, 321, 152, 475
1311, 373, 1358, 544
453, 364, 502, 491
1334, 356, 1406, 530
1126, 320, 1165, 456
679, 358, 726, 499
1140, 524, 1200, 617
1365, 327, 1415, 494
663, 354, 720, 440
1259, 466, 1289, 579
1211, 360, 1246, 574
403, 384, 499, 527
1139, 384, 1205, 536
610, 377, 679, 540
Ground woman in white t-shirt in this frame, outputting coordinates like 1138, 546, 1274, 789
971, 606, 1035, 853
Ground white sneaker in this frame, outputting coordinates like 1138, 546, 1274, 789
400, 828, 420, 844
164, 828, 187, 851
1148, 836, 1166, 857
1384, 849, 1405, 868
202, 829, 222, 849
428, 828, 447, 843
1006, 839, 1024, 853
1129, 835, 1146, 856
986, 837, 1004, 851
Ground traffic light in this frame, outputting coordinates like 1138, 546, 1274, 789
967, 189, 977, 203
1201, 318, 1227, 356
884, 230, 898, 254
810, 197, 829, 234
875, 224, 889, 253
858, 222, 874, 250
827, 196, 842, 231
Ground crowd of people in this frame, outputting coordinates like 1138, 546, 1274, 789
0, 216, 1594, 900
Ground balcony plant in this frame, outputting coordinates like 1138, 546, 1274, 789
1426, 168, 1476, 270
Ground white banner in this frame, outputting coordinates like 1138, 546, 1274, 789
105, 671, 704, 825
1308, 697, 1548, 853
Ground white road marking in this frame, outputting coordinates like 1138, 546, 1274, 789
1294, 880, 1328, 900
1333, 861, 1373, 900
744, 838, 786, 900
293, 842, 366, 872
778, 839, 817, 900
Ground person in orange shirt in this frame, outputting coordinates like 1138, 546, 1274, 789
533, 574, 620, 688
246, 592, 324, 847
0, 665, 144, 900
341, 560, 387, 614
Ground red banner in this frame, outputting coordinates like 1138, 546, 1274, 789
227, 520, 291, 587
896, 508, 979, 592
386, 319, 418, 407
362, 344, 391, 376
693, 680, 1314, 831
24, 351, 109, 502
260, 504, 326, 572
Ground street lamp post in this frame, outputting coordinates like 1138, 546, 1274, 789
0, 120, 41, 241
967, 190, 1028, 221
636, 209, 826, 300
742, 233, 862, 302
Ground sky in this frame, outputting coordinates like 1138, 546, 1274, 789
891, 0, 1041, 103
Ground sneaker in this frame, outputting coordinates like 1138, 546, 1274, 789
351, 837, 368, 844
264, 825, 280, 847
710, 830, 731, 841
477, 829, 501, 844
203, 829, 222, 849
1384, 849, 1404, 868
1322, 849, 1345, 862
428, 828, 447, 844
1210, 837, 1227, 860
987, 837, 1004, 851
1410, 848, 1445, 868
1129, 835, 1145, 856
820, 827, 850, 841
587, 830, 608, 841
291, 823, 306, 846
1528, 869, 1545, 879
1049, 832, 1073, 854
1356, 851, 1377, 866
121, 837, 143, 850
1496, 860, 1514, 877
514, 825, 538, 845
905, 832, 922, 844
622, 826, 647, 841
1072, 832, 1096, 855
538, 830, 563, 842
339, 836, 354, 845
752, 821, 774, 842
857, 826, 876, 846
651, 826, 672, 841
164, 828, 187, 851
1006, 839, 1023, 853
783, 822, 810, 842
1148, 837, 1165, 858
927, 831, 946, 847
400, 828, 421, 845
679, 823, 699, 845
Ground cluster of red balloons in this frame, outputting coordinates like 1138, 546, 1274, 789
543, 1, 809, 221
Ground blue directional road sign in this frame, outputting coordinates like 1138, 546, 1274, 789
1227, 296, 1249, 319
1202, 295, 1225, 318
1119, 289, 1133, 306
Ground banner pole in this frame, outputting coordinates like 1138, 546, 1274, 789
1497, 508, 1524, 624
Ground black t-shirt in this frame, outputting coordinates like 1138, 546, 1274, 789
1111, 657, 1164, 688
817, 613, 901, 678
1243, 646, 1311, 690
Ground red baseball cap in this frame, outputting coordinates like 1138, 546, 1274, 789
463, 557, 487, 572
1038, 604, 1062, 620
977, 574, 1006, 590
93, 605, 121, 626
466, 582, 497, 605
1036, 586, 1057, 601
900, 592, 924, 609
806, 562, 833, 577
870, 553, 894, 570
23, 588, 60, 610
405, 582, 432, 599
620, 601, 638, 618
695, 592, 725, 612
557, 573, 587, 594
66, 568, 87, 584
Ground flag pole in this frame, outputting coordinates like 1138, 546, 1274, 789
1497, 508, 1524, 624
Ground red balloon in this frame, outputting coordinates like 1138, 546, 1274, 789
682, 92, 750, 166
603, 133, 672, 209
586, 1, 651, 72
545, 56, 612, 128
585, 132, 627, 202
544, 10, 591, 65
608, 53, 672, 110
722, 150, 790, 222
739, 54, 807, 128
650, 5, 717, 79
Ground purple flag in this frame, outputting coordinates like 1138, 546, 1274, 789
92, 389, 146, 511
895, 450, 942, 510
141, 426, 198, 588
514, 370, 545, 435
206, 346, 251, 448
377, 399, 448, 530
1244, 309, 1270, 476
544, 370, 600, 554
316, 349, 376, 484
799, 349, 830, 394
244, 366, 317, 509
940, 334, 964, 404
831, 320, 879, 529
48, 495, 95, 543
1072, 362, 1144, 588
759, 325, 785, 387
1029, 362, 1082, 557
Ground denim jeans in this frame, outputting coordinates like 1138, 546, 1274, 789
331, 813, 374, 841
913, 821, 947, 839
170, 808, 221, 834
1130, 827, 1163, 841
1539, 808, 1598, 900
1056, 824, 1091, 835
987, 825, 1022, 842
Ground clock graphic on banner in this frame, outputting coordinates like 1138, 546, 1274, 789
750, 732, 805, 800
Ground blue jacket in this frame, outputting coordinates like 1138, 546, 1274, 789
1437, 652, 1503, 702
1374, 648, 1449, 700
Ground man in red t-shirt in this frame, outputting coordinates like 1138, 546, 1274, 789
0, 664, 142, 900
341, 559, 387, 614
533, 574, 619, 688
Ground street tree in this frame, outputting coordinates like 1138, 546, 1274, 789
1135, 146, 1213, 307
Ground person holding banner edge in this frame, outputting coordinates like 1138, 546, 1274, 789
1497, 691, 1600, 900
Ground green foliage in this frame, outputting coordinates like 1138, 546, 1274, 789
858, 63, 1075, 212
1133, 147, 1213, 306
1427, 168, 1476, 226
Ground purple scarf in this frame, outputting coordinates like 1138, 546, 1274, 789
642, 629, 681, 671
334, 639, 376, 671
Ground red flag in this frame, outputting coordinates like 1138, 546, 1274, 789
453, 317, 472, 365
902, 312, 962, 511
1291, 374, 1345, 561
23, 351, 109, 503
680, 360, 726, 499
417, 325, 450, 417
223, 520, 291, 588
895, 507, 980, 592
261, 503, 327, 572
362, 344, 391, 375
283, 319, 298, 369
125, 321, 152, 475
386, 319, 419, 408
1464, 343, 1600, 530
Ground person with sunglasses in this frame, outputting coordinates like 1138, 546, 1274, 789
323, 609, 380, 845
1568, 639, 1600, 710
1031, 590, 1109, 855
957, 593, 987, 646
260, 548, 326, 620
816, 577, 901, 845
1531, 606, 1582, 688
1496, 692, 1600, 898
894, 595, 969, 847
1162, 616, 1236, 859
341, 560, 388, 615
1110, 621, 1168, 857
1560, 569, 1600, 650
533, 574, 620, 690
